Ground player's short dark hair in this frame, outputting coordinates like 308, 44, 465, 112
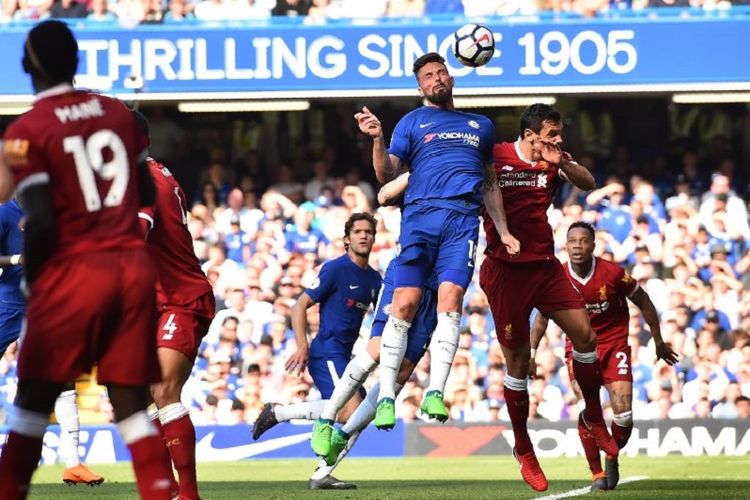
567, 221, 595, 240
132, 109, 149, 139
23, 20, 78, 84
344, 212, 377, 240
413, 52, 446, 78
519, 103, 562, 136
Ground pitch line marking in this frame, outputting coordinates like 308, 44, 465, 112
534, 475, 649, 500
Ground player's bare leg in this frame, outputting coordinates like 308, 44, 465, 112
151, 347, 199, 500
570, 380, 606, 489
0, 379, 65, 499
108, 385, 173, 500
502, 341, 548, 492
55, 383, 104, 486
550, 308, 618, 457
604, 381, 633, 489
375, 286, 419, 429
422, 282, 463, 422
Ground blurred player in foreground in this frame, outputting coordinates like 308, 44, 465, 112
136, 112, 216, 500
531, 222, 678, 491
253, 213, 381, 489
0, 20, 172, 499
480, 103, 615, 492
0, 199, 104, 486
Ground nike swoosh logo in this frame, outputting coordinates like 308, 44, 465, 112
419, 122, 435, 128
196, 431, 311, 461
349, 285, 359, 289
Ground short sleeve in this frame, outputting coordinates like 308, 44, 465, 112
615, 266, 639, 298
305, 260, 337, 303
3, 123, 49, 194
388, 115, 412, 162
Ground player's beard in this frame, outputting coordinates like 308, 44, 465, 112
425, 86, 452, 106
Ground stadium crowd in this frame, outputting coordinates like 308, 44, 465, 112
2, 100, 748, 428
1, 0, 748, 25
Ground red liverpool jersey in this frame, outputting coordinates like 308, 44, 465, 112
3, 85, 145, 257
564, 257, 639, 345
139, 159, 212, 307
483, 140, 564, 263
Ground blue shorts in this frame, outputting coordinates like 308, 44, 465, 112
371, 274, 438, 365
395, 202, 479, 290
308, 353, 366, 400
0, 306, 24, 358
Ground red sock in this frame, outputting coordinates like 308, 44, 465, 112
127, 435, 175, 500
611, 422, 633, 451
152, 418, 179, 495
504, 386, 533, 455
572, 358, 604, 422
577, 414, 602, 474
163, 415, 199, 500
0, 432, 44, 500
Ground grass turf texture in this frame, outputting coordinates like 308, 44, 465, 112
29, 456, 748, 499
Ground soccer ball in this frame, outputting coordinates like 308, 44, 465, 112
453, 23, 495, 68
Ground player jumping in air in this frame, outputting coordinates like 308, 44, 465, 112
0, 199, 104, 486
0, 20, 173, 499
253, 213, 381, 489
136, 112, 216, 500
479, 103, 616, 492
531, 222, 678, 491
353, 52, 519, 429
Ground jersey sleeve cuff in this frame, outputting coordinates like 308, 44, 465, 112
16, 172, 50, 194
138, 212, 154, 230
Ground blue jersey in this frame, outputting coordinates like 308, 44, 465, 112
0, 200, 25, 307
389, 106, 495, 215
307, 253, 382, 359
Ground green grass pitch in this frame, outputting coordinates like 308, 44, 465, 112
29, 456, 749, 499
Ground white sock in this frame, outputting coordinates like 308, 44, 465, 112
147, 403, 160, 422
320, 352, 377, 421
426, 312, 461, 394
377, 317, 410, 401
310, 429, 362, 480
341, 383, 379, 435
117, 411, 157, 445
158, 402, 189, 425
54, 390, 81, 467
274, 400, 326, 422
9, 406, 49, 438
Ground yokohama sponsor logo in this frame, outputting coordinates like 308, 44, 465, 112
424, 131, 480, 147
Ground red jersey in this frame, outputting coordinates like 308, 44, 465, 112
483, 140, 564, 263
563, 257, 639, 345
139, 159, 212, 307
3, 85, 144, 258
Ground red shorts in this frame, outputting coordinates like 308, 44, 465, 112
19, 249, 160, 386
156, 291, 215, 360
480, 257, 584, 349
565, 338, 632, 384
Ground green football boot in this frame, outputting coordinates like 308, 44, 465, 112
310, 418, 333, 457
325, 428, 350, 466
421, 390, 449, 422
374, 397, 396, 430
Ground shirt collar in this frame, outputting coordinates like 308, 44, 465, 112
514, 137, 536, 166
34, 83, 75, 103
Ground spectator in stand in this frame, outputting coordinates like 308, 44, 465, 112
163, 0, 196, 21
272, 0, 309, 16
49, 0, 86, 17
304, 160, 335, 202
387, 0, 424, 16
587, 179, 632, 244
86, 0, 117, 22
142, 0, 164, 22
194, 0, 231, 21
230, 0, 273, 19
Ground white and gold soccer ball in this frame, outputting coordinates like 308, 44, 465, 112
453, 23, 495, 68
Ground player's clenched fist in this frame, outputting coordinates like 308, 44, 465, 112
500, 231, 521, 258
354, 106, 382, 138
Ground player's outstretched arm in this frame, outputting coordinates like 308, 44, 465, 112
552, 149, 596, 192
482, 163, 520, 256
287, 292, 316, 376
378, 172, 410, 206
629, 288, 678, 365
529, 313, 548, 379
354, 107, 401, 183
18, 184, 56, 285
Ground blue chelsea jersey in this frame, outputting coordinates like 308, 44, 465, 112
388, 107, 495, 214
0, 200, 25, 306
307, 253, 382, 358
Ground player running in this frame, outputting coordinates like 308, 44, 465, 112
0, 21, 172, 499
254, 212, 381, 489
0, 199, 104, 487
254, 173, 438, 487
354, 52, 518, 428
479, 103, 616, 492
136, 113, 216, 500
531, 222, 678, 491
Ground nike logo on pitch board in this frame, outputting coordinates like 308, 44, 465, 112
349, 285, 359, 289
419, 122, 435, 128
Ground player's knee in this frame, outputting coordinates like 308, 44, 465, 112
151, 378, 182, 406
613, 410, 633, 427
572, 327, 597, 352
